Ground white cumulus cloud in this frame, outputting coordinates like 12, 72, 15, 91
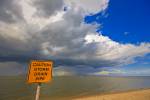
0, 0, 149, 75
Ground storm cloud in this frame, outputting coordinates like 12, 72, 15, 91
0, 0, 150, 75
0, 0, 23, 23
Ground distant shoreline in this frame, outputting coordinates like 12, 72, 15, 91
73, 88, 150, 100
73, 88, 150, 97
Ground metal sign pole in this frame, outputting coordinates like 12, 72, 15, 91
35, 83, 41, 100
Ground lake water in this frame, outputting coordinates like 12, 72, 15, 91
0, 76, 150, 100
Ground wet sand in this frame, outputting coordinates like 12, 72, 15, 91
74, 89, 150, 100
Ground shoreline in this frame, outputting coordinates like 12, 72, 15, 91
73, 88, 150, 98
73, 88, 150, 100
40, 88, 150, 100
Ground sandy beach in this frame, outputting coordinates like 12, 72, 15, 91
73, 89, 150, 100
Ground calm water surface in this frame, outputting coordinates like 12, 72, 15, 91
0, 76, 150, 100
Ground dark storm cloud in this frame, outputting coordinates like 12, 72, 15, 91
54, 58, 120, 68
0, 0, 23, 23
0, 33, 39, 59
33, 0, 64, 17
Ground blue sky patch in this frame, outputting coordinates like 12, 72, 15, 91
85, 0, 150, 44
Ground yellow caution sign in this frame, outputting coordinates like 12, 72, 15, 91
27, 60, 53, 83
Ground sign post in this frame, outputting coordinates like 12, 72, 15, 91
35, 83, 41, 100
27, 60, 53, 100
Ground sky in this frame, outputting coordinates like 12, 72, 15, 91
0, 0, 149, 76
